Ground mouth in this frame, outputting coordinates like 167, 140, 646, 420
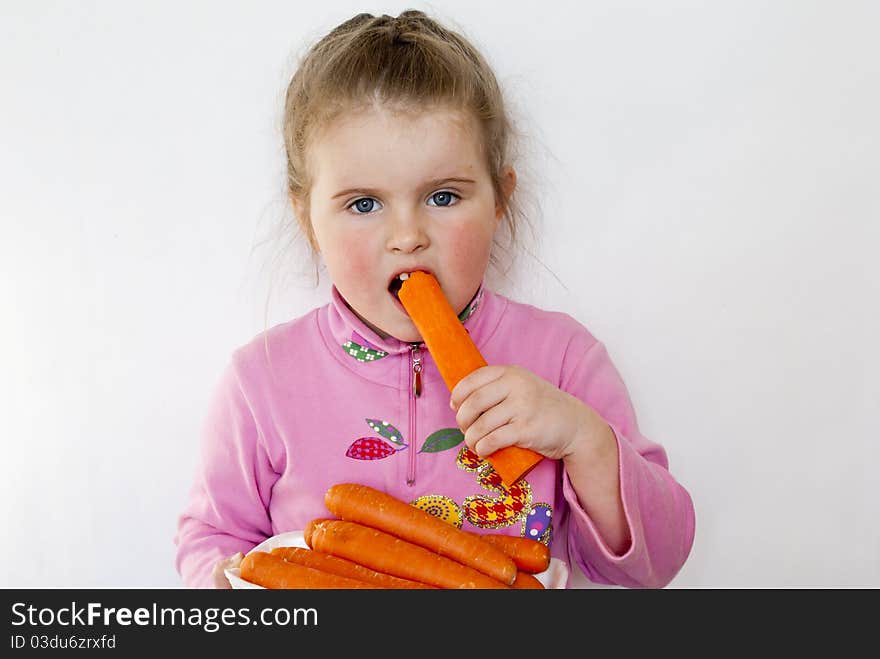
388, 274, 407, 301
388, 270, 430, 302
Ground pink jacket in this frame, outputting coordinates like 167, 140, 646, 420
174, 284, 695, 588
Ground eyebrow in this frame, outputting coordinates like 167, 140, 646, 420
330, 177, 477, 199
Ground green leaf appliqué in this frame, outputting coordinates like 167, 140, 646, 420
419, 428, 465, 453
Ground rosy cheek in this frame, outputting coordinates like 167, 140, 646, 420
322, 231, 373, 283
449, 231, 491, 276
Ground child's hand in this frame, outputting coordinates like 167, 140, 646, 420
211, 552, 244, 589
450, 365, 608, 461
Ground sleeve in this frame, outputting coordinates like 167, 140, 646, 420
559, 332, 696, 588
173, 354, 280, 588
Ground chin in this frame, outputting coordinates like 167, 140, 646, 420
389, 328, 422, 343
385, 318, 422, 343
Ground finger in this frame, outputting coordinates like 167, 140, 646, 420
455, 378, 510, 431
473, 423, 523, 459
212, 560, 233, 589
212, 552, 244, 589
450, 365, 507, 410
462, 401, 515, 452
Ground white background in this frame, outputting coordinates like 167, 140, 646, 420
2, 0, 877, 588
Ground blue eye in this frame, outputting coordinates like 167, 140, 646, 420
428, 191, 459, 207
348, 192, 458, 214
350, 197, 381, 214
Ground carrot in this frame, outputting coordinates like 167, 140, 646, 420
324, 482, 517, 585
512, 571, 546, 589
239, 550, 378, 589
271, 546, 436, 589
466, 532, 551, 574
397, 270, 543, 485
308, 518, 510, 589
303, 517, 335, 547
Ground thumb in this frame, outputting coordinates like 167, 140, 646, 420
212, 552, 245, 589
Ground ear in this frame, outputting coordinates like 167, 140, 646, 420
495, 166, 517, 221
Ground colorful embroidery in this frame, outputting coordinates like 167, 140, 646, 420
338, 361, 554, 540
345, 418, 407, 460
410, 494, 463, 528
344, 437, 399, 460
419, 428, 464, 453
412, 446, 553, 543
457, 447, 485, 471
524, 503, 553, 545
457, 447, 533, 530
366, 419, 406, 447
342, 339, 388, 362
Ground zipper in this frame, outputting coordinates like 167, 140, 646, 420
407, 343, 422, 486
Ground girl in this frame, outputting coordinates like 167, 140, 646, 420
174, 10, 695, 589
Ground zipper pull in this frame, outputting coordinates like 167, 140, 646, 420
411, 344, 422, 398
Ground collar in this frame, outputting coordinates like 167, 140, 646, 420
317, 280, 501, 383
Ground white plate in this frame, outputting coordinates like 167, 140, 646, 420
226, 530, 568, 589
225, 530, 307, 589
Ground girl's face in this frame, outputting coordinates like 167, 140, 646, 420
302, 105, 513, 342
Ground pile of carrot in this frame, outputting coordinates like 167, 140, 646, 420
239, 483, 551, 590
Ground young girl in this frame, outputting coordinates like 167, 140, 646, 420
174, 10, 695, 589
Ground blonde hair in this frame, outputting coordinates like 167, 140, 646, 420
280, 9, 535, 281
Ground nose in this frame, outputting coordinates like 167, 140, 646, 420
385, 210, 429, 254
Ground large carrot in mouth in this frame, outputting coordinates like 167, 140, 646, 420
398, 270, 544, 485
324, 482, 517, 585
